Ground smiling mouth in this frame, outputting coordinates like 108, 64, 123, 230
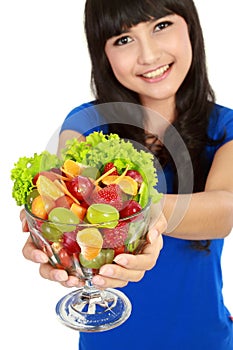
141, 64, 171, 78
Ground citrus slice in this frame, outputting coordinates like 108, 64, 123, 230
31, 195, 50, 219
102, 175, 138, 196
36, 175, 64, 200
62, 159, 81, 178
76, 228, 103, 260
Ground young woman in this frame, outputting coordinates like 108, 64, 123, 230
22, 0, 233, 349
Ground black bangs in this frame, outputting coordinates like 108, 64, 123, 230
86, 0, 174, 43
102, 1, 173, 39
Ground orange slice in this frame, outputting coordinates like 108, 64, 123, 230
36, 175, 64, 200
94, 166, 118, 185
102, 175, 138, 196
70, 203, 87, 220
31, 195, 49, 219
76, 228, 103, 260
61, 159, 81, 178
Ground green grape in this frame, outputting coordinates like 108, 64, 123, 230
26, 189, 39, 209
86, 204, 119, 228
48, 207, 80, 232
79, 249, 114, 269
41, 222, 63, 242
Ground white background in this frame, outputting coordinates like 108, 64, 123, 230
1, 1, 232, 349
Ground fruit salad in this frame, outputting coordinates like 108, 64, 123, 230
11, 131, 162, 276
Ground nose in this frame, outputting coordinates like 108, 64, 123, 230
137, 36, 161, 65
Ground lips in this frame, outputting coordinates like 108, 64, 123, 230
141, 64, 171, 79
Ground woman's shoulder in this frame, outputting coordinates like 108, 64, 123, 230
210, 103, 233, 129
209, 103, 233, 143
211, 103, 233, 120
60, 100, 109, 136
65, 100, 96, 119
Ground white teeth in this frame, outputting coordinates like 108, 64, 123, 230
142, 65, 170, 78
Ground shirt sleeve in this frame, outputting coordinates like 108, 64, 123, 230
221, 108, 233, 144
59, 101, 109, 136
209, 105, 233, 149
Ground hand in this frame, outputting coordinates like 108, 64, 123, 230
21, 209, 83, 288
21, 205, 166, 289
92, 206, 166, 289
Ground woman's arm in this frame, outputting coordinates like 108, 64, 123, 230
57, 129, 85, 156
163, 140, 233, 239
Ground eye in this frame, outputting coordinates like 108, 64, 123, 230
114, 35, 133, 46
154, 21, 172, 32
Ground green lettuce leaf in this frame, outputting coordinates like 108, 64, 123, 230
11, 151, 61, 206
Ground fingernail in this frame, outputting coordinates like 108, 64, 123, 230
34, 251, 48, 263
54, 270, 68, 282
93, 276, 105, 286
65, 278, 79, 287
65, 280, 76, 287
113, 255, 128, 266
99, 266, 114, 276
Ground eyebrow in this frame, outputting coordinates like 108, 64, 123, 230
118, 16, 174, 35
110, 14, 175, 39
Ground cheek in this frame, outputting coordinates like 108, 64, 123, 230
176, 28, 192, 67
166, 33, 192, 73
181, 42, 192, 74
106, 48, 134, 82
109, 55, 129, 79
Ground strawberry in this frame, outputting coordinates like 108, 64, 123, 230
103, 162, 119, 175
120, 200, 142, 218
92, 183, 123, 211
102, 222, 129, 249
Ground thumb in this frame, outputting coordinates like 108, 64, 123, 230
147, 228, 159, 244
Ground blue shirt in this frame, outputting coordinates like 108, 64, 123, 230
60, 103, 233, 350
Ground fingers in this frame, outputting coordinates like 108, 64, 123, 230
21, 203, 166, 291
22, 229, 79, 287
93, 234, 163, 288
93, 251, 155, 288
141, 233, 163, 268
20, 208, 25, 222
149, 203, 168, 235
39, 262, 67, 281
93, 263, 145, 289
22, 236, 83, 288
22, 236, 48, 263
92, 211, 165, 290
20, 208, 29, 232
38, 263, 83, 288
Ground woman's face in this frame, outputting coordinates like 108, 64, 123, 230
105, 14, 192, 109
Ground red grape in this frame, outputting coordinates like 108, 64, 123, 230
62, 231, 81, 255
66, 176, 95, 201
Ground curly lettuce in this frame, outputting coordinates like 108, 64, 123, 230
11, 151, 61, 206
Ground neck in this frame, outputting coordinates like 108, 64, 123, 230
140, 98, 176, 139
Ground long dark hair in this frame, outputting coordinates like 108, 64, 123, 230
84, 0, 217, 251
